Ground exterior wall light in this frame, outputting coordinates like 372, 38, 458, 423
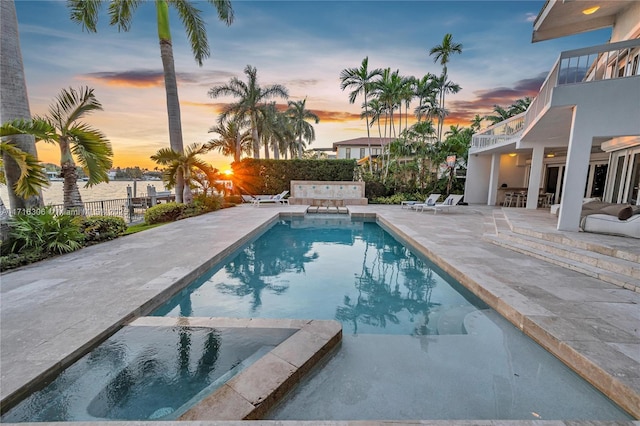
582, 6, 600, 15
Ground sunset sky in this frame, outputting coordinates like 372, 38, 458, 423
14, 0, 610, 172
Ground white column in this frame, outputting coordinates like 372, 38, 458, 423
557, 110, 591, 231
487, 153, 500, 206
526, 145, 545, 209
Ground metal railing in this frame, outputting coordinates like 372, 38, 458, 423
472, 38, 640, 152
46, 198, 150, 223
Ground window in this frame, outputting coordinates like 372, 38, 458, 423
345, 148, 351, 159
360, 148, 365, 158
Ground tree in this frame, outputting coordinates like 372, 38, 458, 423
431, 73, 461, 141
485, 105, 512, 125
206, 116, 251, 163
68, 0, 234, 202
151, 143, 216, 204
413, 73, 438, 123
429, 33, 463, 140
1, 0, 43, 211
286, 98, 319, 158
209, 65, 289, 159
340, 57, 383, 173
7, 87, 113, 212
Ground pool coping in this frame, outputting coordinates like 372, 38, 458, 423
373, 213, 640, 419
128, 317, 342, 420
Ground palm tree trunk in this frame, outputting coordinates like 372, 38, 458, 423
263, 139, 270, 159
158, 37, 185, 202
297, 137, 303, 159
234, 134, 241, 163
251, 117, 260, 159
60, 141, 83, 212
364, 92, 373, 174
273, 140, 280, 160
0, 0, 43, 211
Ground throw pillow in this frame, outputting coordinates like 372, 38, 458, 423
600, 204, 632, 220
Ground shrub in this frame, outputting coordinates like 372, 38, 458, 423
80, 216, 127, 243
0, 250, 49, 272
364, 181, 390, 200
144, 202, 185, 224
6, 208, 85, 255
180, 194, 224, 219
224, 195, 243, 205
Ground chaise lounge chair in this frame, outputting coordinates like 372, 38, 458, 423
417, 194, 464, 214
252, 190, 289, 207
405, 194, 441, 210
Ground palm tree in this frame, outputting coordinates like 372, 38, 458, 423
68, 0, 234, 203
431, 73, 461, 140
8, 87, 113, 212
485, 105, 512, 125
509, 96, 533, 115
286, 98, 319, 158
151, 143, 215, 204
206, 116, 251, 163
340, 57, 383, 172
208, 65, 289, 159
413, 73, 438, 122
1, 0, 43, 211
429, 33, 463, 140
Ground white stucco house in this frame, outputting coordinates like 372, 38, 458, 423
332, 137, 393, 162
464, 0, 640, 232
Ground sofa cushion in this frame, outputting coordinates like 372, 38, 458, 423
599, 204, 632, 220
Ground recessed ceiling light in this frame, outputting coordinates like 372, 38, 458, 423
508, 153, 517, 157
546, 152, 555, 158
582, 6, 600, 15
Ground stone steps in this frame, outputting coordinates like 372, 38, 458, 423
486, 211, 639, 293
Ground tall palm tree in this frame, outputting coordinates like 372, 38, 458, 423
8, 87, 113, 212
413, 73, 438, 122
68, 0, 234, 203
208, 65, 289, 159
340, 57, 383, 172
509, 96, 533, 115
1, 0, 43, 211
206, 116, 251, 163
429, 33, 462, 140
151, 143, 215, 204
431, 73, 461, 140
286, 98, 319, 158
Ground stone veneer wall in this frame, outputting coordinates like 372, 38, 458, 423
288, 180, 368, 206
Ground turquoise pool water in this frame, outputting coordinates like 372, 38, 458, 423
154, 218, 488, 336
1, 326, 295, 422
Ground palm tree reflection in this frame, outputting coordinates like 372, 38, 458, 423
336, 226, 440, 335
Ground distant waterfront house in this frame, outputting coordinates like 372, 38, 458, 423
332, 137, 394, 170
465, 0, 640, 232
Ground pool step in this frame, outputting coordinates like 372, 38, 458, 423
306, 206, 349, 214
485, 215, 639, 292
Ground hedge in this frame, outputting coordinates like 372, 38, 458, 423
231, 158, 357, 195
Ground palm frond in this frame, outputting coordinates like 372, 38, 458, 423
68, 0, 102, 32
1, 118, 57, 142
172, 0, 209, 65
0, 142, 50, 197
67, 123, 113, 186
107, 0, 141, 31
151, 147, 182, 164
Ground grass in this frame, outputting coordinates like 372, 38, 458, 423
124, 222, 166, 235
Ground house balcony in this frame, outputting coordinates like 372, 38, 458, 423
470, 38, 640, 154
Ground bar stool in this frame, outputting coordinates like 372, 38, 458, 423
504, 192, 514, 207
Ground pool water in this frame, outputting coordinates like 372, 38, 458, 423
155, 217, 633, 421
154, 218, 488, 336
1, 326, 295, 422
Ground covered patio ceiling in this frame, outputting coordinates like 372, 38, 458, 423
532, 0, 631, 42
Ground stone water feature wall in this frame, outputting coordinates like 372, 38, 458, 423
288, 181, 367, 206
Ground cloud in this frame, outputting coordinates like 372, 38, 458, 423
525, 12, 537, 23
447, 72, 546, 122
82, 69, 238, 88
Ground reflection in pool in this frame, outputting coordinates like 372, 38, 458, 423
154, 218, 487, 335
2, 326, 295, 422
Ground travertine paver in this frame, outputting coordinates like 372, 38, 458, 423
1, 203, 639, 423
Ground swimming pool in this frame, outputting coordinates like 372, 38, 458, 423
153, 218, 488, 336
152, 217, 631, 420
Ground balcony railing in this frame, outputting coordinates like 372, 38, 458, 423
473, 38, 640, 152
471, 113, 525, 151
